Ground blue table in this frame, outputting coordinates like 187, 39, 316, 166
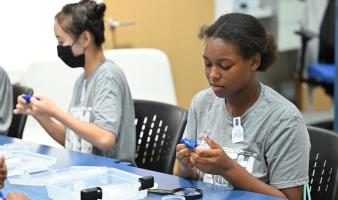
0, 136, 283, 200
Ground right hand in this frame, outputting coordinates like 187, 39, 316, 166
176, 143, 194, 169
13, 95, 33, 115
6, 192, 30, 200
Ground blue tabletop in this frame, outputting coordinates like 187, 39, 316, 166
0, 136, 283, 200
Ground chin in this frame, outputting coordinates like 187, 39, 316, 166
213, 90, 227, 98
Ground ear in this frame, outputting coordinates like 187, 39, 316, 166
250, 53, 261, 71
79, 30, 92, 48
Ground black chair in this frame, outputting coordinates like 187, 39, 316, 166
134, 99, 187, 174
7, 84, 33, 139
308, 126, 338, 200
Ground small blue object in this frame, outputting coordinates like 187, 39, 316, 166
22, 95, 32, 103
180, 138, 197, 149
0, 191, 6, 200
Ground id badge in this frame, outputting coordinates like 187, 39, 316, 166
231, 117, 244, 143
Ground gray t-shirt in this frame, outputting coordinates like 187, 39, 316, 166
184, 83, 310, 189
0, 66, 12, 135
66, 60, 136, 164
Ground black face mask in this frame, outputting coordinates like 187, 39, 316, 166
57, 45, 85, 68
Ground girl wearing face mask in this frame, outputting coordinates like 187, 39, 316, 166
174, 13, 310, 200
14, 0, 136, 164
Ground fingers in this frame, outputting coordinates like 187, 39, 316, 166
0, 156, 6, 189
204, 135, 221, 149
0, 156, 4, 166
14, 94, 33, 115
6, 192, 30, 200
13, 103, 32, 115
176, 143, 187, 152
176, 144, 193, 160
17, 94, 28, 104
176, 144, 194, 168
176, 147, 192, 160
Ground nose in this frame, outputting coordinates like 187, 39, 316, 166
208, 66, 221, 82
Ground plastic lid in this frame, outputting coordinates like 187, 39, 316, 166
1, 150, 56, 177
8, 166, 107, 186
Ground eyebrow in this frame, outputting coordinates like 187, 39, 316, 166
203, 55, 232, 62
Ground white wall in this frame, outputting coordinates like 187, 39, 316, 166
0, 1, 83, 147
0, 0, 75, 81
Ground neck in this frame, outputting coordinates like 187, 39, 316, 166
84, 46, 105, 78
226, 81, 261, 117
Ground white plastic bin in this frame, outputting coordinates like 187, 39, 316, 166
46, 167, 150, 200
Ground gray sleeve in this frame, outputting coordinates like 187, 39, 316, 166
265, 115, 310, 189
0, 68, 13, 135
183, 95, 199, 140
92, 75, 122, 136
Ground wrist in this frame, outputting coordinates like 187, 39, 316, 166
53, 108, 66, 122
221, 159, 238, 180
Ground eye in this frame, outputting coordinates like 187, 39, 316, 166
219, 62, 232, 70
205, 63, 212, 68
204, 61, 212, 68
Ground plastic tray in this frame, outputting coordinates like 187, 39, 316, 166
0, 150, 56, 177
8, 166, 107, 186
46, 166, 149, 200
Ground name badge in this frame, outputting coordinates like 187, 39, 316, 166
232, 117, 244, 143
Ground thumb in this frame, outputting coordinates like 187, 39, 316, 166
204, 135, 221, 149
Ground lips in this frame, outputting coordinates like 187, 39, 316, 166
211, 85, 224, 93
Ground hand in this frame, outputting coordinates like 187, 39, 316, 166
176, 143, 194, 169
6, 192, 30, 200
29, 95, 60, 118
190, 135, 235, 175
0, 157, 6, 188
13, 94, 34, 115
14, 95, 60, 118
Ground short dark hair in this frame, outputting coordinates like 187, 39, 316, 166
205, 13, 277, 71
55, 0, 106, 46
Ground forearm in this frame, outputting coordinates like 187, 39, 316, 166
34, 115, 65, 145
223, 162, 287, 199
53, 109, 116, 151
174, 160, 198, 179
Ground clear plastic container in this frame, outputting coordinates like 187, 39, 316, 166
43, 166, 149, 200
0, 150, 56, 177
162, 195, 186, 200
8, 166, 107, 186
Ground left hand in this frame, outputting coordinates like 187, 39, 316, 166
190, 135, 236, 175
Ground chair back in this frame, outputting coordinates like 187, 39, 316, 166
8, 84, 33, 138
134, 100, 187, 174
308, 126, 338, 200
104, 48, 177, 105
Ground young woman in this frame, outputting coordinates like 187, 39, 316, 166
175, 13, 310, 200
14, 0, 135, 164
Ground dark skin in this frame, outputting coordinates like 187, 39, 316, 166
175, 37, 302, 200
0, 157, 7, 189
